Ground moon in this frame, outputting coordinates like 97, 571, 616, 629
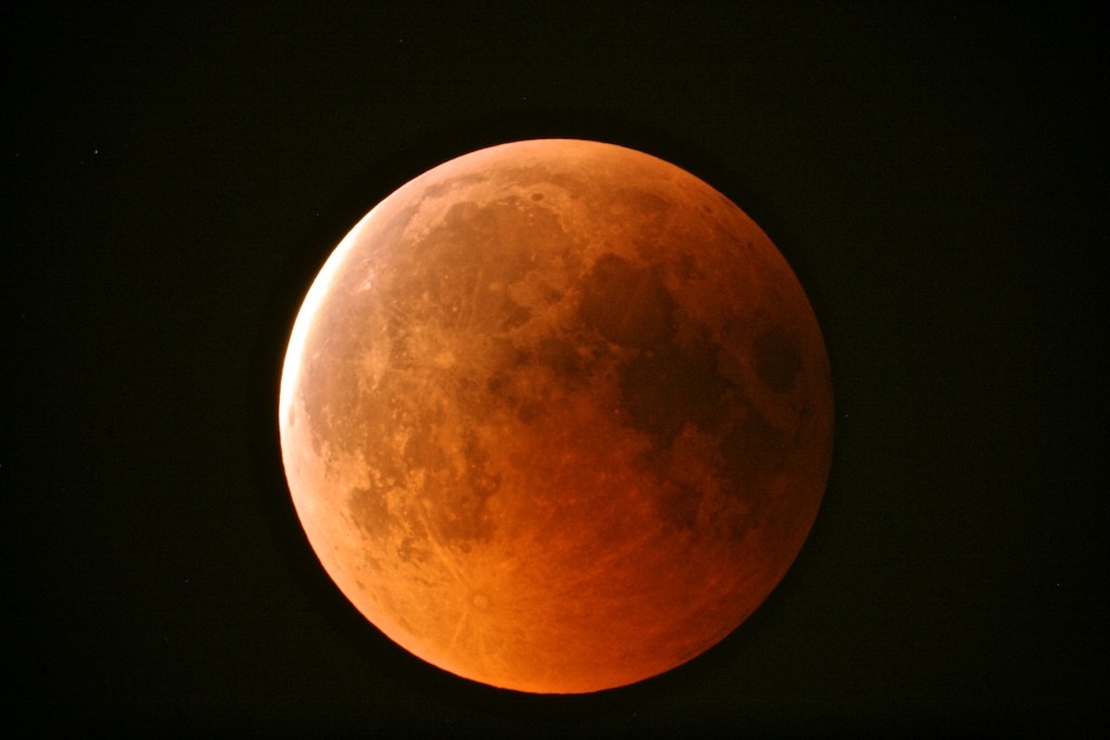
279, 139, 833, 694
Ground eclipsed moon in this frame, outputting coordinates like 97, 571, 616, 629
279, 139, 833, 694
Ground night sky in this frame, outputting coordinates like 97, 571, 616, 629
4, 3, 1105, 735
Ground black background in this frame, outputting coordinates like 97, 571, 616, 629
4, 2, 1105, 735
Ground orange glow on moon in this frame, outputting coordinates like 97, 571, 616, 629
279, 139, 833, 694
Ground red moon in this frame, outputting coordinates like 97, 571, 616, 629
279, 139, 833, 694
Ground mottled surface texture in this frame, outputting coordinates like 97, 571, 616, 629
279, 140, 833, 693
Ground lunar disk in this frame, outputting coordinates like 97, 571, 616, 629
279, 139, 833, 694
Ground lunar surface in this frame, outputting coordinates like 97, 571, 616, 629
279, 139, 833, 694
